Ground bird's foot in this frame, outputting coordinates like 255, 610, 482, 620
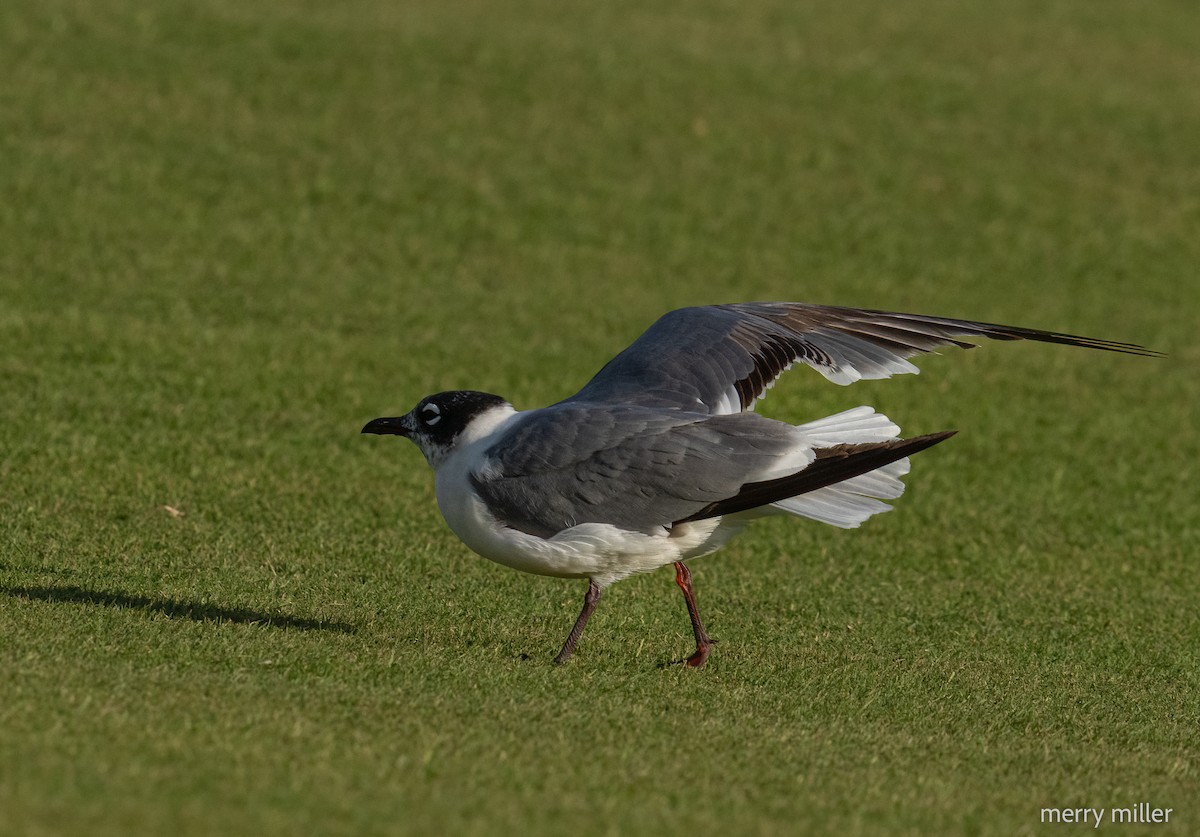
662, 637, 717, 669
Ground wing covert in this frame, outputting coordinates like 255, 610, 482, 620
469, 405, 808, 537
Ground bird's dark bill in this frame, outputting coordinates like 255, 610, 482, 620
361, 416, 411, 436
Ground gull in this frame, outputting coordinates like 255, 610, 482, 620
362, 303, 1155, 666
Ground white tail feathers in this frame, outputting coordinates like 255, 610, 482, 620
796, 405, 901, 446
770, 458, 910, 528
772, 406, 911, 528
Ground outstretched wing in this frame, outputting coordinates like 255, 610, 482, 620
563, 302, 1157, 414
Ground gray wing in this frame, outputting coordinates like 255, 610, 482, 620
471, 404, 805, 537
563, 302, 1156, 414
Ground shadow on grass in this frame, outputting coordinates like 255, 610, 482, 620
2, 584, 356, 634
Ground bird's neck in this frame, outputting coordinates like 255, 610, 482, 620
426, 402, 519, 471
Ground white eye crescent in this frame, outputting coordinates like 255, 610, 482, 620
421, 403, 441, 425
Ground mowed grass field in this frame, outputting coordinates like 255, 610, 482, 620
2, 1, 1198, 834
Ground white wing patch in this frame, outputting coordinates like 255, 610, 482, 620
746, 432, 817, 482
805, 330, 924, 385
712, 387, 741, 416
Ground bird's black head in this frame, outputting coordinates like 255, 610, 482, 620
362, 390, 512, 468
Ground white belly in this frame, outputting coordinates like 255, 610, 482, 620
433, 446, 742, 586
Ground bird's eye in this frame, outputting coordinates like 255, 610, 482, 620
420, 403, 441, 425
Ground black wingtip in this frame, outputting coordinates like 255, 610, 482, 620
676, 430, 958, 525
905, 429, 958, 451
1000, 327, 1164, 357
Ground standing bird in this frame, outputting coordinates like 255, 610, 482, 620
362, 303, 1155, 666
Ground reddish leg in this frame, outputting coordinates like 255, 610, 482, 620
673, 561, 715, 667
554, 578, 602, 665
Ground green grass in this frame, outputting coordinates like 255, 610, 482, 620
2, 1, 1198, 834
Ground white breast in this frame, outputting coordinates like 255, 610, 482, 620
430, 409, 741, 585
